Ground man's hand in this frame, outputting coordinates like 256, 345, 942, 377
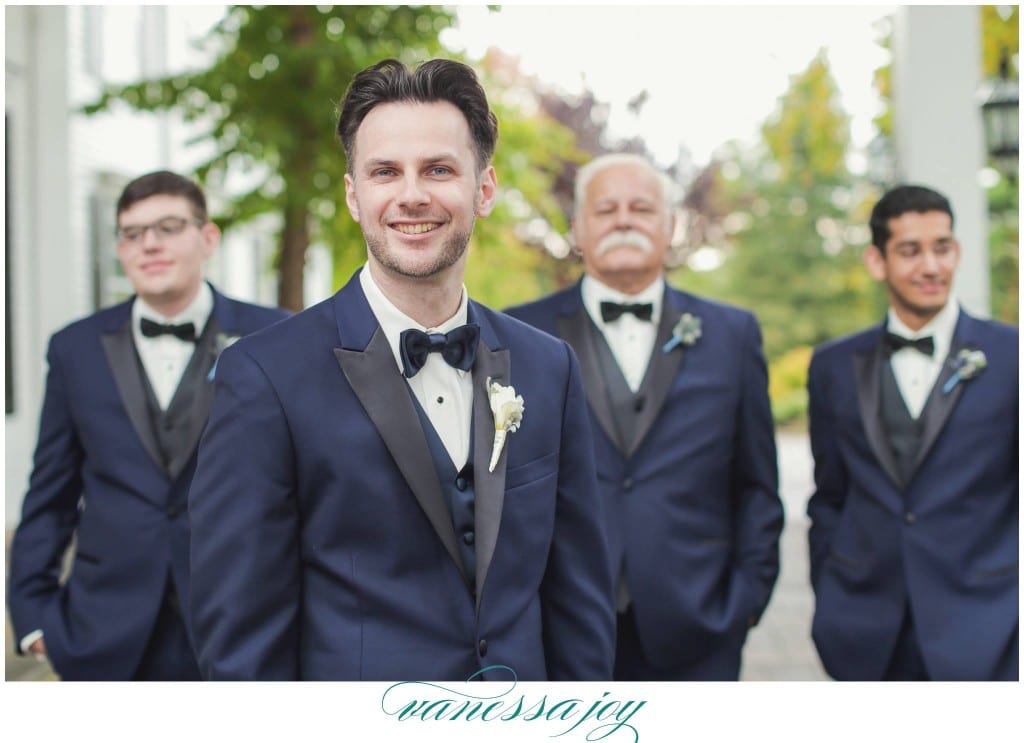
28, 637, 47, 660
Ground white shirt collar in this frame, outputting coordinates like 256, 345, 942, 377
359, 265, 470, 375
131, 281, 214, 336
581, 274, 664, 327
887, 298, 959, 360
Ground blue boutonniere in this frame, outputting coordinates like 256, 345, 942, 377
662, 313, 702, 353
207, 333, 242, 381
942, 348, 987, 394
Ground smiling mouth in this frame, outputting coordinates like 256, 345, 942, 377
391, 222, 442, 235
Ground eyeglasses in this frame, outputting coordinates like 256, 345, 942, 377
116, 216, 205, 245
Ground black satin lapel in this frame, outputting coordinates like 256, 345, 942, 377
174, 318, 221, 481
471, 343, 511, 613
853, 345, 903, 489
913, 340, 966, 474
627, 301, 684, 458
556, 310, 619, 451
334, 328, 467, 582
100, 323, 164, 473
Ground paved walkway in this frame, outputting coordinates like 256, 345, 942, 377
741, 431, 828, 680
5, 432, 827, 681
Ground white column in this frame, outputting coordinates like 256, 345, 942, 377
893, 6, 990, 317
5, 6, 75, 526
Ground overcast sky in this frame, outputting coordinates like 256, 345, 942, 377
444, 4, 894, 169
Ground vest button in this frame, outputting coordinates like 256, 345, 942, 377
623, 478, 634, 490
478, 639, 488, 657
166, 505, 181, 519
455, 477, 468, 491
904, 512, 916, 525
462, 531, 475, 545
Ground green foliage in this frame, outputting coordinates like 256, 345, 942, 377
675, 53, 884, 366
768, 345, 813, 428
982, 5, 1019, 74
988, 175, 1020, 324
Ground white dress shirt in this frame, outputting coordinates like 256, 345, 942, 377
887, 300, 959, 419
581, 274, 664, 392
131, 282, 214, 410
360, 267, 473, 469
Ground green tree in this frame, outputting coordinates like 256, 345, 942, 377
82, 6, 579, 312
678, 52, 881, 361
673, 53, 883, 426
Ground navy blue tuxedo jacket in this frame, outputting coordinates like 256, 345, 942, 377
807, 308, 1018, 680
506, 281, 782, 673
188, 270, 616, 681
6, 286, 287, 680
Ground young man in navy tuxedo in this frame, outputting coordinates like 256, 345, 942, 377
187, 59, 616, 681
506, 154, 783, 680
807, 185, 1018, 680
7, 171, 288, 680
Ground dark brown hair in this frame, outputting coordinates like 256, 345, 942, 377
337, 58, 498, 173
116, 170, 208, 222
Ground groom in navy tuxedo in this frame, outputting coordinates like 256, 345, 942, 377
188, 59, 616, 680
807, 185, 1018, 680
6, 171, 287, 680
506, 154, 783, 680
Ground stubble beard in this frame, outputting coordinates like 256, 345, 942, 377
365, 222, 474, 280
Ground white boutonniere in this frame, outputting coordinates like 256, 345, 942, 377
486, 377, 525, 473
207, 333, 242, 381
942, 348, 987, 394
662, 312, 702, 353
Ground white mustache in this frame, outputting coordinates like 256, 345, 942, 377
595, 229, 654, 256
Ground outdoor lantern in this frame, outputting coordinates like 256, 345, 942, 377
979, 49, 1019, 178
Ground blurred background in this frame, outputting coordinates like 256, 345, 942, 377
4, 4, 1019, 681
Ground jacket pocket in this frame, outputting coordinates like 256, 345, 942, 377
974, 562, 1018, 580
827, 548, 860, 569
74, 550, 101, 565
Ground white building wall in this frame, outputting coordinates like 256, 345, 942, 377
5, 6, 77, 526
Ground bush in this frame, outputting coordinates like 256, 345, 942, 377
768, 345, 813, 428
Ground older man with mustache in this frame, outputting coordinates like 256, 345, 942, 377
507, 153, 783, 680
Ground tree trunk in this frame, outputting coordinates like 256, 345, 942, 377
278, 201, 308, 312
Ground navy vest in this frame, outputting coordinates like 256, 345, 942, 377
585, 317, 654, 453
408, 390, 477, 593
879, 361, 926, 489
135, 318, 216, 481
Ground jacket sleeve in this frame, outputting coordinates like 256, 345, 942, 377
731, 314, 784, 626
805, 349, 846, 590
540, 342, 616, 679
188, 343, 301, 680
7, 335, 84, 646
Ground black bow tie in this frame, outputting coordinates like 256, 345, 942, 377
883, 331, 934, 357
140, 317, 197, 343
600, 301, 653, 323
399, 323, 479, 379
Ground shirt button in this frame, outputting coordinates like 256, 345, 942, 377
904, 512, 916, 525
478, 639, 488, 657
462, 531, 475, 545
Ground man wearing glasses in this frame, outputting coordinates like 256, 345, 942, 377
7, 170, 287, 680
